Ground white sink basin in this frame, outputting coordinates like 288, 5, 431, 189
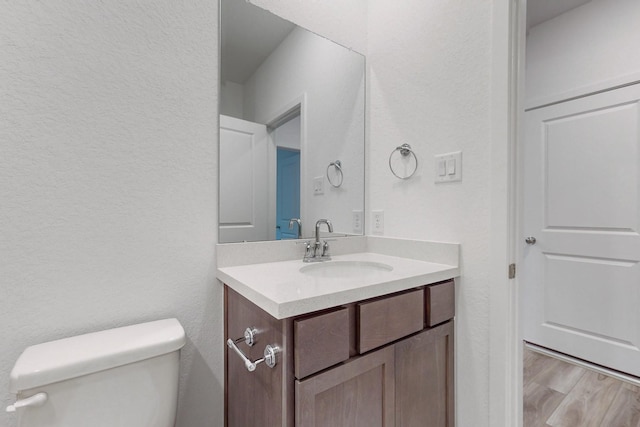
300, 260, 393, 279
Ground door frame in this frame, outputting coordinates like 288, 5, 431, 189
488, 0, 525, 426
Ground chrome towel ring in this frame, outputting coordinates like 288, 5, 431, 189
389, 143, 418, 179
327, 160, 343, 188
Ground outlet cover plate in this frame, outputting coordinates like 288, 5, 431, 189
352, 210, 363, 233
372, 210, 384, 234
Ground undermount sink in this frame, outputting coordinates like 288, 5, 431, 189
299, 260, 393, 278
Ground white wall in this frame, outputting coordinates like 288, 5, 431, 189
249, 0, 367, 55
244, 27, 365, 236
0, 2, 221, 427
274, 115, 301, 150
220, 81, 245, 119
367, 0, 505, 425
526, 0, 640, 108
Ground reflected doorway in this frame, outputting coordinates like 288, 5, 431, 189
276, 148, 300, 239
272, 113, 301, 240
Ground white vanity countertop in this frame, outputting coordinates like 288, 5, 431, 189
217, 251, 459, 319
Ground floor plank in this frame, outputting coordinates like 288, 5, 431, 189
524, 350, 555, 385
545, 370, 622, 427
600, 382, 640, 427
530, 358, 586, 394
523, 381, 566, 427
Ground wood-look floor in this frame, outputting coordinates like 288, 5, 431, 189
524, 348, 640, 427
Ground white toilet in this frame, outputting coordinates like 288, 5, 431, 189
6, 318, 186, 427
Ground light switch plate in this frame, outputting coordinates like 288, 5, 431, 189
313, 176, 324, 195
435, 151, 462, 183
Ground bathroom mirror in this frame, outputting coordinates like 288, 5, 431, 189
219, 0, 365, 243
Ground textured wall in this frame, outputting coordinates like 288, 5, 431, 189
526, 0, 640, 108
0, 2, 221, 426
367, 0, 495, 425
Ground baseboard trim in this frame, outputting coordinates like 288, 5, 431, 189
524, 342, 640, 387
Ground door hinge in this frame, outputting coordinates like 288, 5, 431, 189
508, 263, 516, 279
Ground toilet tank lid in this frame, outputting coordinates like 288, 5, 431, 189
9, 318, 186, 393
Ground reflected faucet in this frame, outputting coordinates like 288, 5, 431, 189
288, 218, 302, 239
314, 219, 333, 261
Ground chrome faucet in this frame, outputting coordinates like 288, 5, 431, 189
303, 219, 333, 262
288, 218, 302, 239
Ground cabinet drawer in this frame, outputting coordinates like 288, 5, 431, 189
426, 280, 455, 327
358, 289, 424, 353
294, 307, 350, 379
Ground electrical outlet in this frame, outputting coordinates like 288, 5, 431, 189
372, 210, 384, 234
352, 210, 363, 233
313, 176, 324, 195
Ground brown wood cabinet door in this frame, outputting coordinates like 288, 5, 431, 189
394, 321, 454, 427
296, 345, 395, 427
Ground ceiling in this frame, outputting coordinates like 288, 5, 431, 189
221, 0, 295, 84
526, 0, 592, 29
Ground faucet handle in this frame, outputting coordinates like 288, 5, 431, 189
321, 241, 332, 259
298, 240, 314, 262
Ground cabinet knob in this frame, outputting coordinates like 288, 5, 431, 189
525, 236, 537, 245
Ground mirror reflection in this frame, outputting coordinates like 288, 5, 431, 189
219, 0, 365, 243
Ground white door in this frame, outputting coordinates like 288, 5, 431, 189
521, 84, 640, 377
219, 115, 271, 243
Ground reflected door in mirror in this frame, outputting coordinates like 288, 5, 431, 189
219, 115, 272, 243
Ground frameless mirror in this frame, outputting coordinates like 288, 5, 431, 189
219, 0, 365, 243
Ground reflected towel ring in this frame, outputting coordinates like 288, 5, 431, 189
389, 143, 418, 180
327, 160, 343, 188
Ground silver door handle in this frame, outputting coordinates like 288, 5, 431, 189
525, 236, 537, 245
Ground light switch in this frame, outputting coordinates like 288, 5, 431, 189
434, 151, 462, 183
438, 159, 447, 176
446, 159, 456, 175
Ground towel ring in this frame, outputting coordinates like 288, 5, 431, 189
327, 160, 343, 188
389, 144, 418, 180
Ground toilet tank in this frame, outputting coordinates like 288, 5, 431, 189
8, 318, 186, 427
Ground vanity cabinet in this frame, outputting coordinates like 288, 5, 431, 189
225, 279, 455, 427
